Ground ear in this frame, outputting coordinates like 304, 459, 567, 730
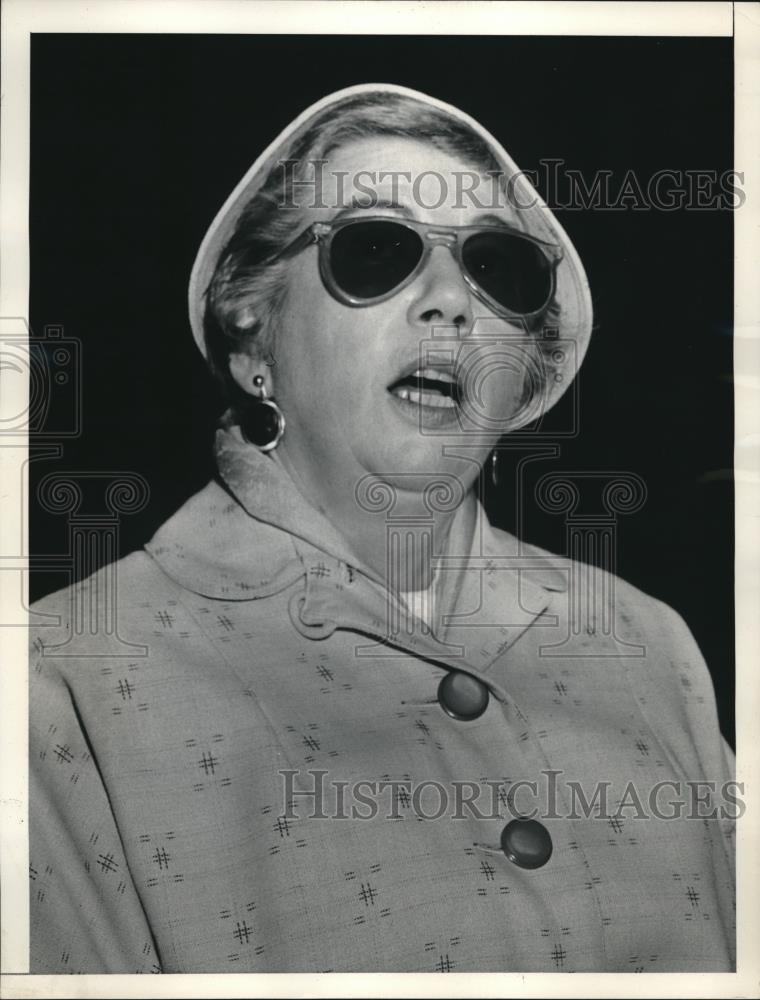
228, 347, 272, 398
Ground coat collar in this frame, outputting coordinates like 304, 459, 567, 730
146, 426, 365, 600
145, 427, 568, 671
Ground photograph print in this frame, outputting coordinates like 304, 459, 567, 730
21, 23, 740, 976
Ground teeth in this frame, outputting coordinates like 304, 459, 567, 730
411, 367, 456, 384
413, 390, 455, 408
392, 386, 456, 408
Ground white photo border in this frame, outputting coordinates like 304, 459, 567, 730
1, 2, 758, 997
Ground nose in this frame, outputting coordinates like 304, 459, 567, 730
408, 245, 473, 330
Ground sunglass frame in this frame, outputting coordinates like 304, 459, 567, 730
286, 215, 564, 321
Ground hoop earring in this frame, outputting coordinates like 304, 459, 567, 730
490, 449, 500, 487
240, 375, 286, 452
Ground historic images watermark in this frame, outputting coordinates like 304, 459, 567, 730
280, 769, 745, 822
278, 158, 745, 212
2, 317, 150, 650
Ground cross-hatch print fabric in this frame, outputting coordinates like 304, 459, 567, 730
29, 427, 736, 973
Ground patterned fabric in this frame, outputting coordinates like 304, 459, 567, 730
29, 427, 736, 973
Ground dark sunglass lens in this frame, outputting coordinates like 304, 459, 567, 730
463, 231, 553, 315
329, 222, 423, 299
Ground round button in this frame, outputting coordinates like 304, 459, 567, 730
500, 819, 553, 869
437, 671, 489, 721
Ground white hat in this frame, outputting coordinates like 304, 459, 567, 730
188, 83, 593, 422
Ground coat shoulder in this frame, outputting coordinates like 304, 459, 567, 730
486, 521, 704, 660
29, 550, 179, 661
31, 549, 174, 614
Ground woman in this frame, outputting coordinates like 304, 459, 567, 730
29, 84, 735, 973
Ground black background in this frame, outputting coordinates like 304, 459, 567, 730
29, 35, 734, 745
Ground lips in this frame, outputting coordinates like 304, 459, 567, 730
387, 365, 461, 410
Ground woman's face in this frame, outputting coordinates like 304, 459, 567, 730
261, 137, 536, 497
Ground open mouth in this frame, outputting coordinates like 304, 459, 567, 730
387, 367, 461, 410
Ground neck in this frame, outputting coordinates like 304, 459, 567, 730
274, 446, 474, 592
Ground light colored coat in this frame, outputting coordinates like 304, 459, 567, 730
29, 428, 735, 973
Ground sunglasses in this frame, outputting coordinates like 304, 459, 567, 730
276, 215, 562, 320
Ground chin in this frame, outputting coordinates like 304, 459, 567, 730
364, 440, 482, 489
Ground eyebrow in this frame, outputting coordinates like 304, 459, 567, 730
328, 203, 522, 229
471, 212, 517, 228
334, 198, 415, 219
